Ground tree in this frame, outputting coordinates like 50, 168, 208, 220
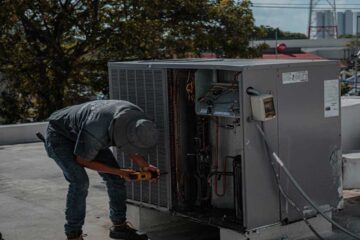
105, 0, 261, 58
0, 0, 112, 121
210, 0, 262, 57
255, 25, 308, 40
341, 83, 351, 96
339, 34, 360, 39
0, 0, 261, 123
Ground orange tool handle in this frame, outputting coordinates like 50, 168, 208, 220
129, 171, 159, 181
76, 157, 159, 181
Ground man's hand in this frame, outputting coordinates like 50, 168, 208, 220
142, 164, 160, 181
129, 154, 160, 182
77, 155, 160, 182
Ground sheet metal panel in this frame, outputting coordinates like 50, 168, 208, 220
242, 68, 281, 230
276, 63, 341, 222
108, 59, 332, 71
108, 67, 171, 208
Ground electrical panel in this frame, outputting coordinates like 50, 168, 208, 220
195, 70, 240, 118
250, 94, 276, 121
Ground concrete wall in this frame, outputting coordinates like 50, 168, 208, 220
342, 97, 360, 189
303, 47, 350, 60
341, 97, 360, 152
343, 152, 360, 189
0, 122, 48, 145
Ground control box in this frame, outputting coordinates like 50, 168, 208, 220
250, 94, 276, 121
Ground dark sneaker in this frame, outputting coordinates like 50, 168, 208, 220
109, 221, 148, 240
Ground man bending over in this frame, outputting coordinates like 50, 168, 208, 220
44, 100, 159, 240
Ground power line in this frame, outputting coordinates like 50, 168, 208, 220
251, 5, 360, 10
252, 2, 360, 5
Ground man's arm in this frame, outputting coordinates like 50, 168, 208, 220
76, 156, 135, 180
129, 154, 160, 177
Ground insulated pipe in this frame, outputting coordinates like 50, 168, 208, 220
256, 124, 360, 240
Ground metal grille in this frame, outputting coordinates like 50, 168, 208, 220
109, 66, 170, 208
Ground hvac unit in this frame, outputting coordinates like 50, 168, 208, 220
108, 59, 342, 232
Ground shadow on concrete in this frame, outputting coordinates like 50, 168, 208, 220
147, 221, 220, 240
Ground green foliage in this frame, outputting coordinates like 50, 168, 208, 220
255, 25, 308, 40
341, 83, 351, 96
0, 0, 111, 121
339, 34, 360, 39
0, 80, 24, 124
347, 40, 360, 47
0, 0, 261, 123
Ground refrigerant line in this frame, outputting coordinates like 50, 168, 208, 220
258, 123, 325, 240
256, 124, 360, 240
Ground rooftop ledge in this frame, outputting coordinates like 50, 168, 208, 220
0, 122, 48, 145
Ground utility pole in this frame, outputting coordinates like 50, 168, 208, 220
308, 0, 338, 39
308, 0, 315, 38
275, 29, 278, 59
355, 16, 360, 94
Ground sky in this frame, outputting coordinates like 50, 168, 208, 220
251, 0, 360, 34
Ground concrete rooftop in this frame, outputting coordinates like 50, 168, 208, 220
1, 142, 360, 240
0, 143, 219, 240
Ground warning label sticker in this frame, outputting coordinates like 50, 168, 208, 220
324, 80, 339, 118
282, 71, 309, 84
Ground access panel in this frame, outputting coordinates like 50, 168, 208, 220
276, 64, 342, 222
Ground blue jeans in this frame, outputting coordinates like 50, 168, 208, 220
45, 124, 127, 236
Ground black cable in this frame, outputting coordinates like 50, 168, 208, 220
246, 87, 261, 96
36, 132, 46, 143
256, 124, 360, 240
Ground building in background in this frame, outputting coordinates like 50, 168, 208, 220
308, 0, 337, 39
353, 12, 360, 36
338, 10, 355, 36
338, 12, 345, 36
345, 10, 354, 35
317, 10, 360, 39
324, 10, 335, 39
314, 11, 336, 39
315, 11, 325, 39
